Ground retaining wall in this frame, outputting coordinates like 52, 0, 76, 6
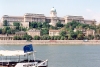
0, 40, 100, 45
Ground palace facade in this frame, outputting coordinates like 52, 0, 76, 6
0, 7, 96, 28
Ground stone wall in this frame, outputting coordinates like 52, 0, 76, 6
0, 40, 100, 45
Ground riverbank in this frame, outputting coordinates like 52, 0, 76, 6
0, 40, 100, 45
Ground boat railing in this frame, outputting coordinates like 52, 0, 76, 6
0, 57, 34, 62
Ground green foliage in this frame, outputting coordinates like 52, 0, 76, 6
40, 35, 50, 40
51, 36, 62, 40
0, 21, 98, 40
15, 26, 26, 31
31, 22, 38, 28
53, 36, 58, 40
18, 27, 27, 31
60, 36, 65, 40
29, 22, 50, 29
65, 21, 95, 31
7, 30, 11, 34
41, 29, 49, 36
22, 27, 27, 31
67, 34, 73, 40
0, 29, 2, 34
3, 20, 8, 26
1, 27, 15, 34
2, 29, 6, 34
56, 22, 63, 28
13, 22, 20, 26
14, 34, 32, 40
77, 34, 84, 40
50, 36, 54, 40
70, 33, 77, 40
94, 35, 100, 40
65, 21, 79, 30
34, 36, 40, 40
42, 22, 50, 28
56, 36, 61, 40
24, 34, 32, 40
64, 21, 97, 40
50, 26, 58, 30
37, 22, 42, 28
13, 36, 21, 40
60, 31, 66, 36
15, 26, 20, 31
88, 35, 94, 40
4, 27, 10, 31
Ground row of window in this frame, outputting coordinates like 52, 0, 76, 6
4, 18, 23, 21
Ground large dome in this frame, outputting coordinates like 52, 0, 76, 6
51, 7, 56, 12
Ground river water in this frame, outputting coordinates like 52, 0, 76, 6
0, 45, 100, 67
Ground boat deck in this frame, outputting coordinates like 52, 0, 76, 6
0, 59, 42, 66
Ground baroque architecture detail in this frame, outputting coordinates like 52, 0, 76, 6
0, 7, 96, 28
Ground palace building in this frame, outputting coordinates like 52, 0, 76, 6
0, 7, 96, 28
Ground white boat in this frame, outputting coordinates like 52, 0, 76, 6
0, 44, 48, 67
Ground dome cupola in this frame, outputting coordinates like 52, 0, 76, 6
50, 7, 57, 17
51, 7, 56, 12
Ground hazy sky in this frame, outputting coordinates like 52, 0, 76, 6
0, 0, 100, 22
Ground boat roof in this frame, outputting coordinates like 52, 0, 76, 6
0, 50, 33, 56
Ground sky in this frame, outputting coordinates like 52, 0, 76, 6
0, 0, 100, 22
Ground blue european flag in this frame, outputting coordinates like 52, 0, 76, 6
23, 44, 33, 53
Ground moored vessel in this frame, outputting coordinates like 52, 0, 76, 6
0, 44, 48, 67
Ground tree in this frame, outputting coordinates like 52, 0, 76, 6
22, 36, 26, 40
71, 33, 77, 40
60, 31, 66, 36
3, 20, 8, 26
42, 22, 50, 28
94, 35, 100, 40
13, 36, 18, 40
50, 36, 54, 40
11, 29, 15, 34
15, 26, 20, 31
56, 36, 61, 40
23, 34, 32, 40
2, 29, 6, 34
7, 29, 11, 34
54, 36, 58, 40
40, 35, 50, 40
67, 34, 73, 40
60, 36, 64, 40
0, 29, 2, 34
34, 36, 40, 40
4, 27, 10, 31
13, 36, 21, 40
13, 22, 20, 26
29, 22, 33, 28
45, 36, 50, 40
37, 22, 42, 28
31, 22, 38, 28
77, 34, 84, 40
13, 22, 21, 31
88, 35, 94, 40
41, 29, 49, 35
56, 22, 63, 28
49, 26, 58, 30
22, 27, 27, 31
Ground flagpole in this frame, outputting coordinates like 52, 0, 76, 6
23, 44, 34, 61
25, 52, 29, 62
33, 51, 35, 61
